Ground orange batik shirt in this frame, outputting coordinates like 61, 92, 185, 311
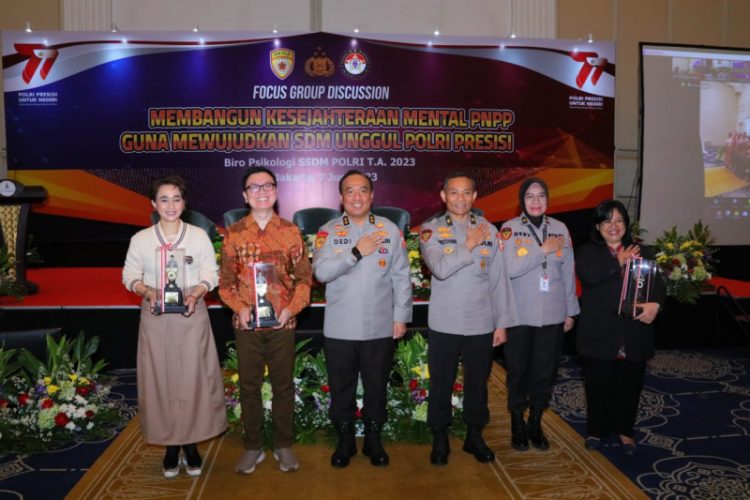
219, 213, 312, 329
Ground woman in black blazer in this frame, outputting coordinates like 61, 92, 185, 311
575, 200, 665, 456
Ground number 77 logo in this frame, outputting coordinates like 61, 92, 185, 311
14, 43, 60, 84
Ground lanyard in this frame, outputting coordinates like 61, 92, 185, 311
524, 216, 548, 273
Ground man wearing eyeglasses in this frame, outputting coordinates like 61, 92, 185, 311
219, 166, 312, 476
313, 169, 412, 469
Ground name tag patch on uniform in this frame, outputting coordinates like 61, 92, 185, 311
517, 247, 528, 257
315, 231, 328, 249
421, 229, 433, 242
333, 238, 352, 245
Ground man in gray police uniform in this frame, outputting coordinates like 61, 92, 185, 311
420, 171, 518, 465
313, 169, 412, 468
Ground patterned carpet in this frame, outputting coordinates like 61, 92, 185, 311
550, 348, 750, 498
2, 349, 750, 498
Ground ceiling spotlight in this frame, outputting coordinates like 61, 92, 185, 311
433, 26, 440, 37
272, 24, 278, 34
353, 24, 360, 34
25, 21, 32, 33
587, 33, 593, 43
192, 24, 199, 32
510, 31, 517, 39
111, 23, 119, 33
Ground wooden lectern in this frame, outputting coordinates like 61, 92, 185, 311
0, 179, 48, 294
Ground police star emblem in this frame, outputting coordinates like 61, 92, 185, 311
420, 229, 432, 242
270, 48, 295, 80
304, 46, 335, 77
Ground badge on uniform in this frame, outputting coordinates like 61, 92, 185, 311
378, 258, 387, 268
375, 222, 385, 228
337, 230, 348, 237
315, 231, 328, 249
421, 229, 432, 242
379, 247, 388, 254
515, 238, 522, 246
480, 259, 487, 270
444, 246, 454, 254
539, 275, 550, 292
556, 249, 563, 257
376, 230, 388, 237
480, 248, 490, 256
517, 247, 528, 257
500, 227, 512, 240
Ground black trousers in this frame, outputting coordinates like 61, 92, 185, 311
324, 337, 395, 425
504, 324, 564, 412
427, 329, 494, 428
581, 357, 647, 439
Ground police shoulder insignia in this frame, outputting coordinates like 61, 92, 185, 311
421, 229, 433, 242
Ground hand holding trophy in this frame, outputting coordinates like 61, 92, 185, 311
252, 262, 280, 328
155, 247, 187, 314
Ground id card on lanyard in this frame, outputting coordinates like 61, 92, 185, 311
525, 218, 549, 293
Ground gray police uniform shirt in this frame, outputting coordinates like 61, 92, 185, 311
313, 213, 413, 341
420, 213, 518, 336
499, 215, 580, 327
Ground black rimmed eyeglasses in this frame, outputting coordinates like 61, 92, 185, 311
245, 183, 276, 193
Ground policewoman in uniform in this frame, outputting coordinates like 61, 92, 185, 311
313, 170, 413, 468
499, 177, 579, 451
420, 172, 518, 466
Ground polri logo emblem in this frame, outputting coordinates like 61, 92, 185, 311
340, 49, 370, 79
270, 48, 295, 80
15, 44, 59, 84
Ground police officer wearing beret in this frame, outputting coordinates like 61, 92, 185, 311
499, 177, 579, 452
420, 172, 518, 466
313, 170, 413, 468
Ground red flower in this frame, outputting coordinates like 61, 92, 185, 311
76, 386, 90, 396
419, 389, 427, 398
55, 412, 70, 427
320, 385, 330, 393
355, 407, 363, 419
0, 399, 8, 408
453, 383, 463, 392
85, 410, 95, 418
17, 393, 29, 406
408, 379, 419, 390
671, 259, 681, 266
41, 398, 54, 409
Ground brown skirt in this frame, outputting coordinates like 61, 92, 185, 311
137, 299, 228, 445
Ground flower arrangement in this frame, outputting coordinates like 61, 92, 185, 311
406, 232, 432, 300
0, 333, 122, 455
222, 332, 465, 446
654, 221, 716, 304
0, 244, 22, 298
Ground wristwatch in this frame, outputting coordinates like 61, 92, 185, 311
351, 247, 363, 262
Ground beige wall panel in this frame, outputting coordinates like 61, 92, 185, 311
672, 0, 723, 45
727, 0, 750, 47
0, 0, 60, 31
557, 0, 613, 41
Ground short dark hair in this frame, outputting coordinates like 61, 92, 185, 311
242, 167, 277, 190
338, 169, 372, 194
442, 171, 476, 191
590, 199, 633, 246
148, 175, 187, 201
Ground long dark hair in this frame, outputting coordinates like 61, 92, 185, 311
590, 199, 633, 246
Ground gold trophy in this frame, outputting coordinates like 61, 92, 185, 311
155, 248, 187, 314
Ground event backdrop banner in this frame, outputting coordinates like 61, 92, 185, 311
3, 31, 615, 229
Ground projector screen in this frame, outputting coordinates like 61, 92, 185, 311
640, 43, 750, 245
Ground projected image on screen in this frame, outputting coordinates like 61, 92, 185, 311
640, 44, 750, 245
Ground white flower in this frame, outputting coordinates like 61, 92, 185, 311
65, 422, 76, 431
86, 422, 94, 430
451, 396, 463, 409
